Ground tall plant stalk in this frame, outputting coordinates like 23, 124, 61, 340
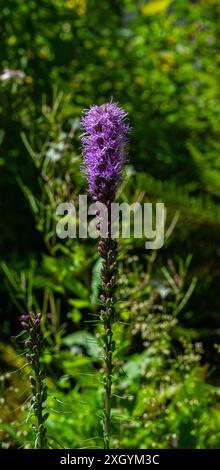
21, 312, 48, 448
98, 223, 118, 448
80, 102, 130, 448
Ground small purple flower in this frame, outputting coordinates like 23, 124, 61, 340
34, 313, 42, 325
81, 102, 130, 202
20, 314, 31, 328
20, 312, 42, 328
21, 314, 30, 322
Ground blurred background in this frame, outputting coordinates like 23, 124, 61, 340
1, 0, 220, 449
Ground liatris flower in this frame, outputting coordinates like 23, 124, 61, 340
21, 312, 48, 448
81, 102, 130, 202
81, 102, 130, 449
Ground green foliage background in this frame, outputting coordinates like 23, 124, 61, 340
0, 0, 220, 449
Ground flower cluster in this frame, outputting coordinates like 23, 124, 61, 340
81, 102, 130, 202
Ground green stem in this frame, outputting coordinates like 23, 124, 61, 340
103, 308, 113, 449
99, 232, 117, 449
35, 369, 46, 449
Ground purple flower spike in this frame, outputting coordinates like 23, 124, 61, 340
19, 311, 47, 448
80, 102, 130, 448
81, 102, 130, 202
